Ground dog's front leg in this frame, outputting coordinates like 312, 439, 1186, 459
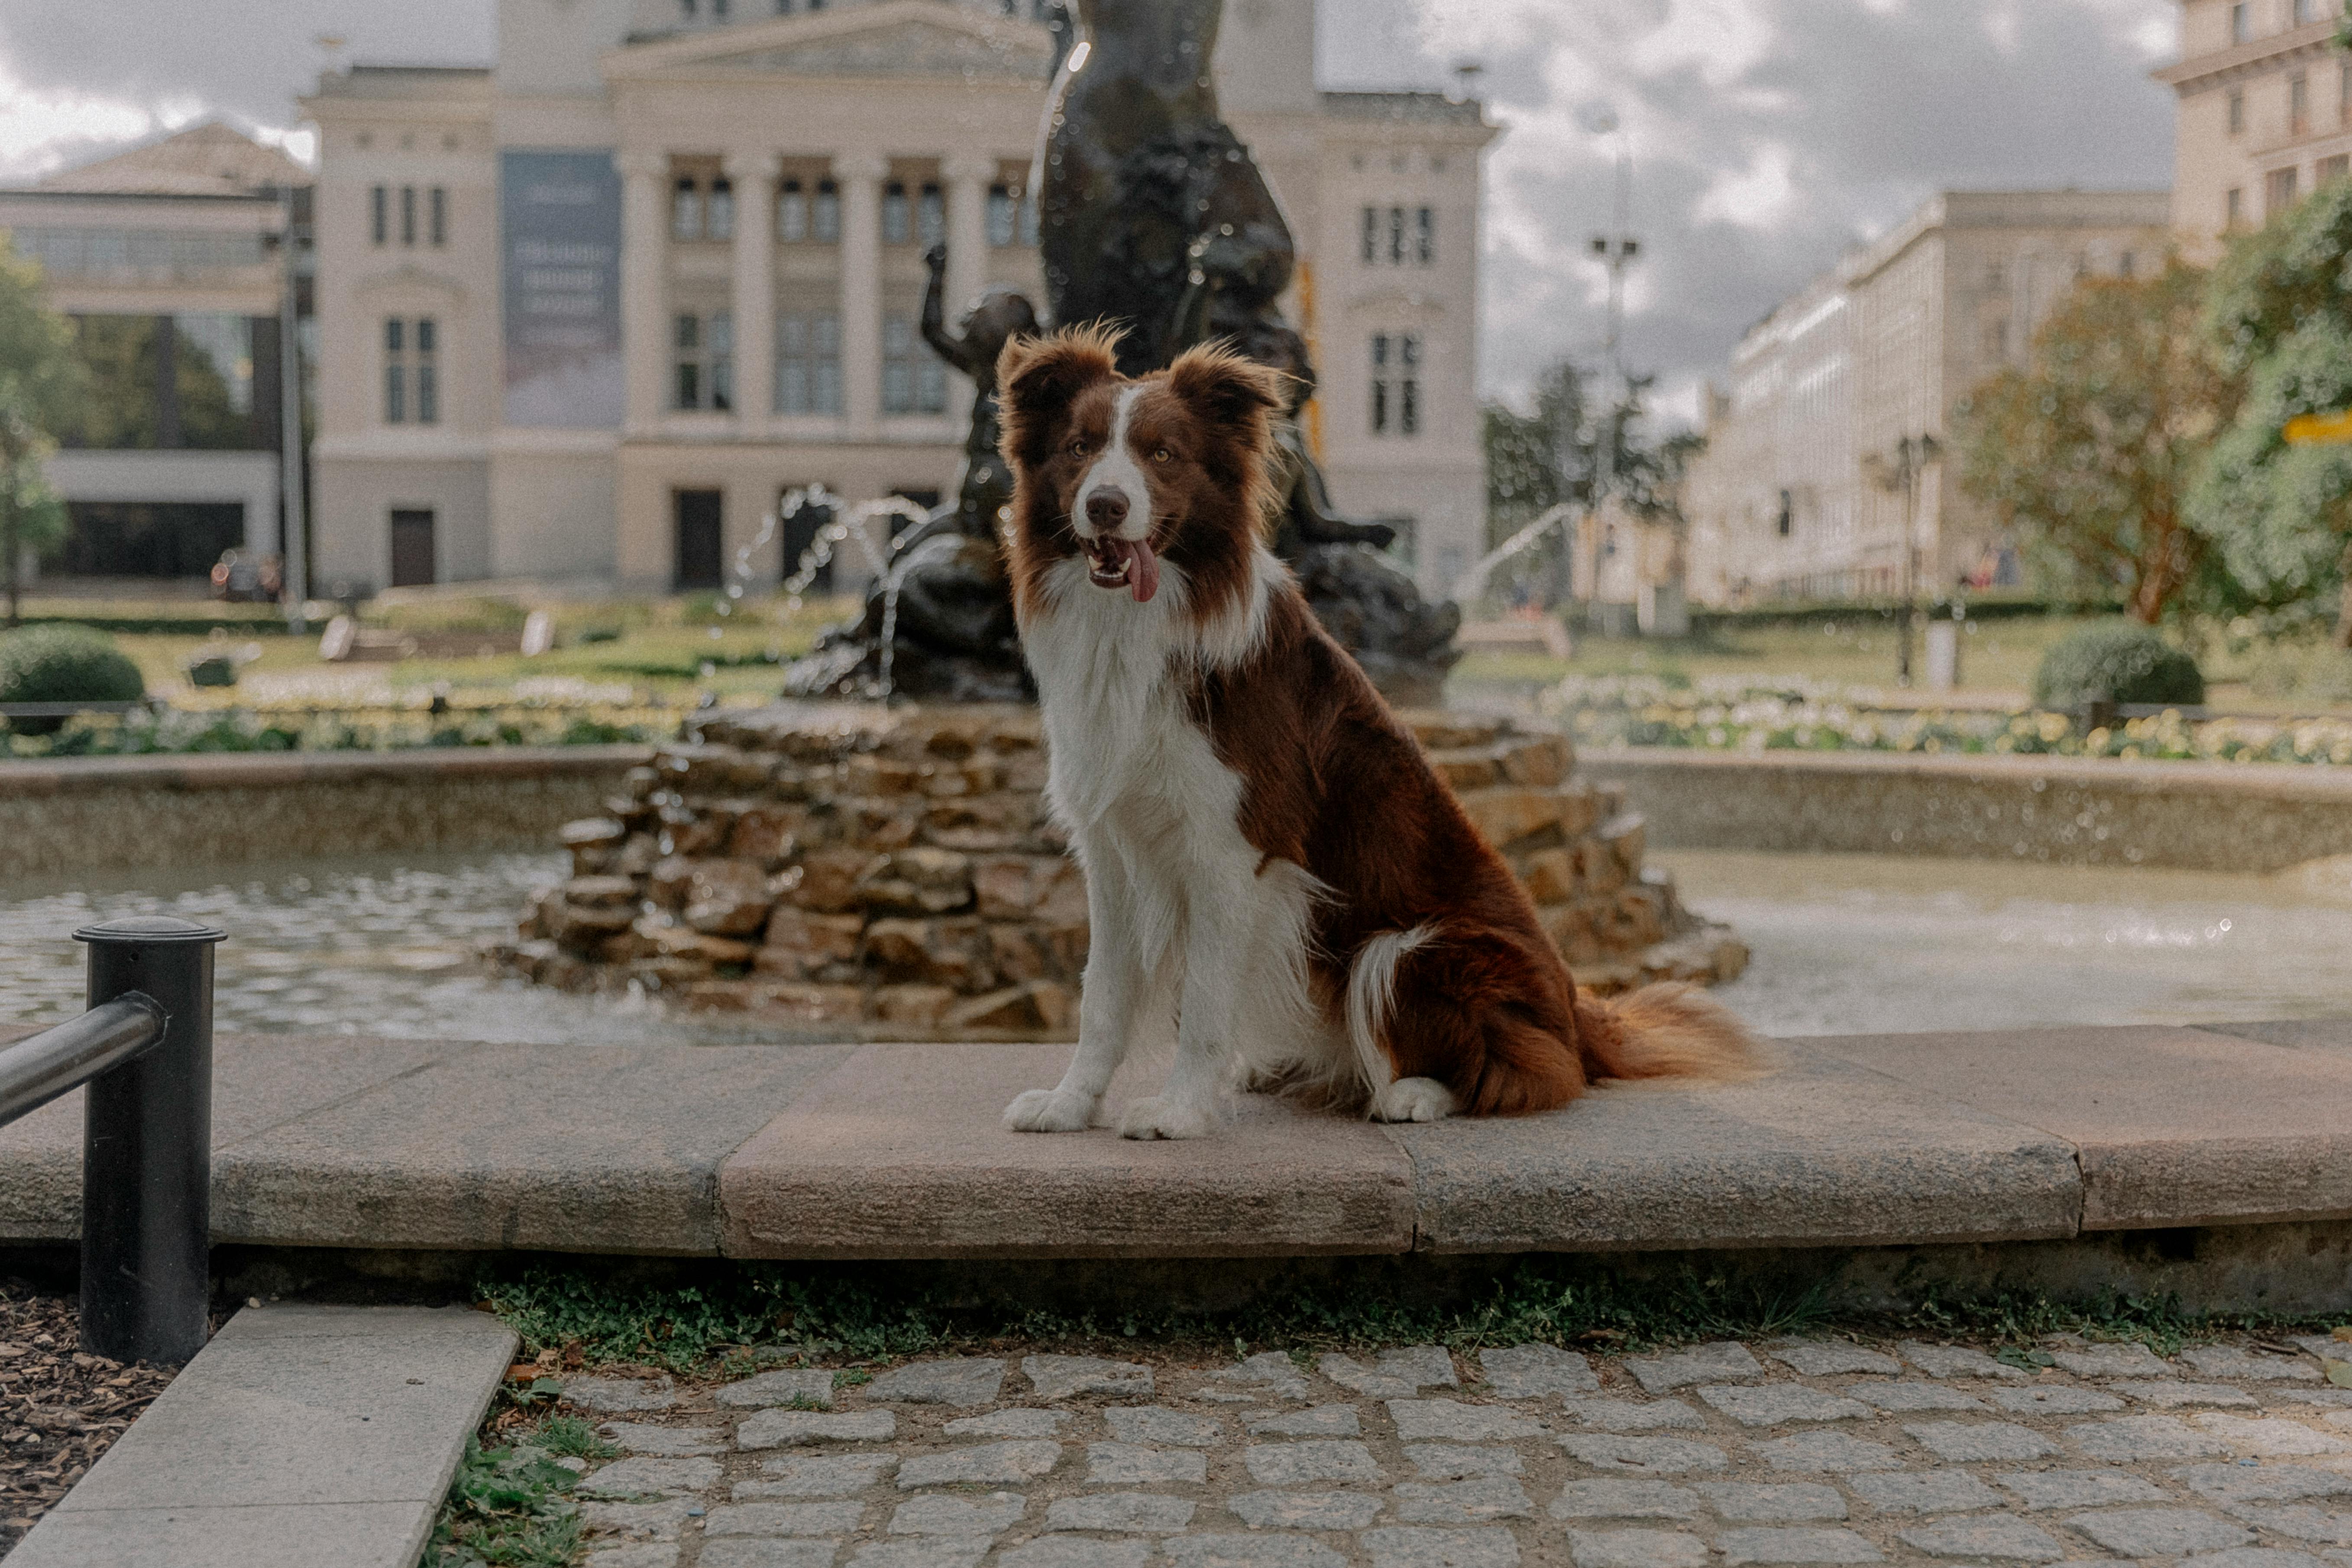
1004, 841, 1147, 1133
1117, 865, 1247, 1141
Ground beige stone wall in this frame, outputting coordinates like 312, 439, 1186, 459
2163, 0, 2352, 262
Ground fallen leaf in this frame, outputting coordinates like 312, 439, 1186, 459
2333, 1326, 2352, 1343
2325, 1358, 2352, 1389
505, 1364, 539, 1382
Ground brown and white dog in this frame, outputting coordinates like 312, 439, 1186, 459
995, 327, 1759, 1141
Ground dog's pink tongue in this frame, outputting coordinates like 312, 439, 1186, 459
1128, 538, 1159, 604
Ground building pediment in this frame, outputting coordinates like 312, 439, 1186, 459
607, 1, 1051, 85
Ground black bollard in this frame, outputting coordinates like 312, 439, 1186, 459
73, 916, 224, 1365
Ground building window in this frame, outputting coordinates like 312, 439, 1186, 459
384, 318, 405, 424
1388, 206, 1405, 264
1416, 206, 1435, 265
428, 186, 446, 246
1777, 489, 1794, 538
708, 179, 734, 242
400, 185, 417, 246
776, 312, 843, 414
2323, 153, 2352, 185
2227, 186, 2245, 227
370, 185, 387, 246
384, 317, 435, 425
882, 314, 946, 414
882, 182, 910, 246
2229, 89, 2246, 134
2231, 1, 2250, 43
778, 180, 808, 242
2268, 165, 2301, 215
917, 183, 945, 250
672, 178, 702, 241
1361, 206, 1378, 264
1369, 333, 1421, 437
2292, 72, 2311, 134
671, 311, 734, 411
987, 185, 1018, 246
813, 179, 841, 243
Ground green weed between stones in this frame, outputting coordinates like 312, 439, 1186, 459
469, 1259, 2350, 1374
425, 1411, 616, 1568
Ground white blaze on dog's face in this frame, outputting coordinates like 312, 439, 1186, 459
1070, 385, 1163, 603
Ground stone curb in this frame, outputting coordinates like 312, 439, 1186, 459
1, 1020, 2349, 1262
1583, 746, 2352, 871
5, 1303, 515, 1568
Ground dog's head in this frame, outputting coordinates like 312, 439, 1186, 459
997, 325, 1286, 621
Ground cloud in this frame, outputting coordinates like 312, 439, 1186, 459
1323, 0, 2177, 423
0, 0, 2175, 431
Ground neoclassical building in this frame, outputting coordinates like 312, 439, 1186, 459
2159, 0, 2350, 259
1682, 191, 2172, 607
301, 0, 1495, 602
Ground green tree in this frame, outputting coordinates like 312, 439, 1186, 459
0, 236, 87, 625
2188, 179, 2352, 641
1953, 260, 2236, 625
1482, 361, 1701, 600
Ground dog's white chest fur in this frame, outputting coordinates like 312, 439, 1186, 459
1010, 556, 1336, 1136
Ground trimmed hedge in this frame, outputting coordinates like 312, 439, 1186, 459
2031, 623, 2205, 711
0, 625, 146, 734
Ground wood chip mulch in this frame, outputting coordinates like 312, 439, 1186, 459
0, 1285, 178, 1554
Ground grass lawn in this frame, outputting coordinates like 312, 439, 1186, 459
11, 592, 861, 707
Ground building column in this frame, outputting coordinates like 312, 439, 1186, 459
942, 154, 995, 427
835, 152, 889, 439
725, 151, 780, 426
618, 151, 670, 436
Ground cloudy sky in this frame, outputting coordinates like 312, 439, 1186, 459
0, 0, 2181, 425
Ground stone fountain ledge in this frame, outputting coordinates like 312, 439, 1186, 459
0, 1018, 2349, 1311
0, 744, 651, 878
486, 702, 1746, 1041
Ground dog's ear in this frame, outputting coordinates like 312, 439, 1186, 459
1166, 341, 1287, 433
998, 324, 1122, 469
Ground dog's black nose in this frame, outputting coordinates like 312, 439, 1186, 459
1085, 487, 1129, 531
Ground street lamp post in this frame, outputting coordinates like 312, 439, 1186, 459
1578, 105, 1638, 625
1865, 434, 1941, 687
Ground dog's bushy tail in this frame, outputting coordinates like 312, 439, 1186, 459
1573, 982, 1766, 1086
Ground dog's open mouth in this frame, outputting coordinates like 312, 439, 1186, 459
1084, 534, 1160, 604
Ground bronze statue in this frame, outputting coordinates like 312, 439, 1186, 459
782, 249, 1042, 702
783, 0, 1461, 705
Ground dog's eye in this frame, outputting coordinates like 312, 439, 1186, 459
1152, 448, 1172, 464
1068, 439, 1089, 458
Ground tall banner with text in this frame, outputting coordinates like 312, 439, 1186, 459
501, 150, 623, 429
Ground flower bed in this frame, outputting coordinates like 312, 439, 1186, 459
1548, 674, 2352, 766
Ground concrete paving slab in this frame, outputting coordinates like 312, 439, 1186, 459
1808, 1026, 2352, 1229
1383, 1044, 2080, 1253
718, 1044, 1415, 1258
215, 1043, 851, 1254
7, 1303, 514, 1568
0, 1031, 465, 1240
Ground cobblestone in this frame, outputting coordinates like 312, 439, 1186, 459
1714, 1525, 1883, 1563
1565, 1528, 1708, 1568
1389, 1400, 1547, 1442
1895, 1513, 2064, 1560
1320, 1347, 1458, 1398
1480, 1343, 1600, 1399
558, 1330, 2352, 1568
1692, 1482, 1847, 1521
1625, 1342, 1765, 1393
2067, 1506, 2257, 1555
1901, 1420, 2058, 1462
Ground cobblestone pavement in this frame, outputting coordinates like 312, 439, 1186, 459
555, 1331, 2352, 1567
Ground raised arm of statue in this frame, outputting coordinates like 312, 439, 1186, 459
921, 243, 977, 378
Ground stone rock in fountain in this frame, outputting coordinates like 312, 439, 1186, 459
489, 705, 1747, 1038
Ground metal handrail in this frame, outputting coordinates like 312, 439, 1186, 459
0, 918, 223, 1365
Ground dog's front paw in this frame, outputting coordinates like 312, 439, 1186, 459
1003, 1088, 1097, 1134
1117, 1095, 1216, 1141
1369, 1076, 1458, 1124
